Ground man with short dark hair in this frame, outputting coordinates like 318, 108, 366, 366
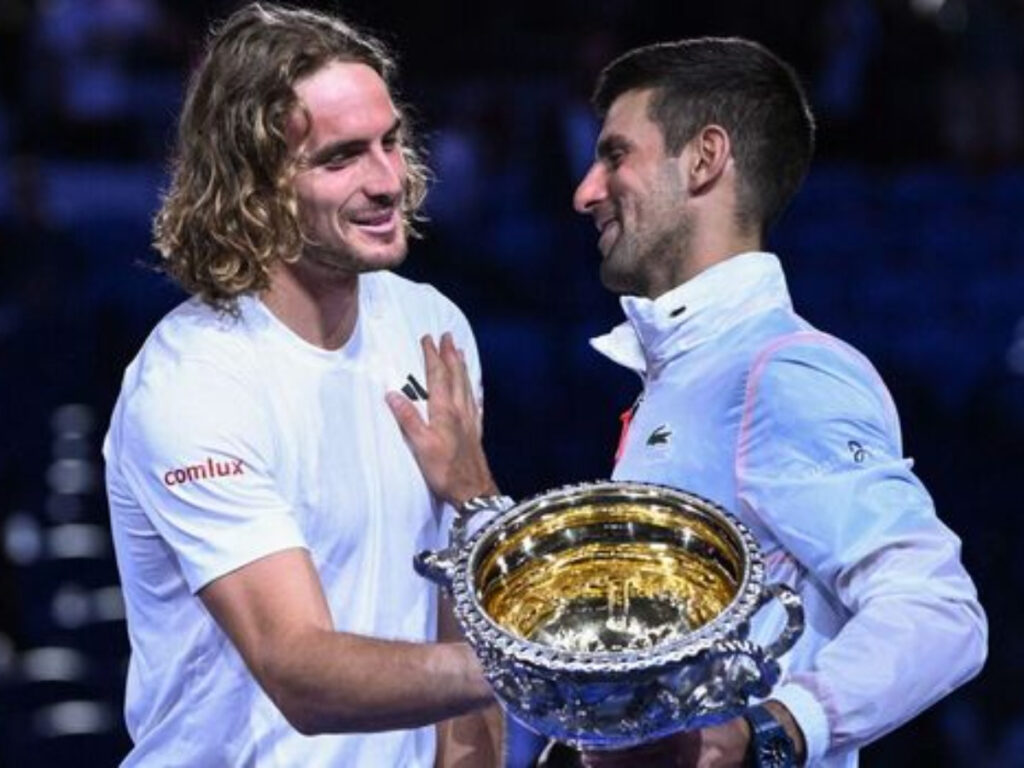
103, 4, 501, 765
570, 38, 986, 766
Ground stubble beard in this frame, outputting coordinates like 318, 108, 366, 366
600, 213, 692, 298
300, 225, 409, 280
599, 236, 644, 296
599, 162, 692, 298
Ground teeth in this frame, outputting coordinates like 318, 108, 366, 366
353, 211, 394, 226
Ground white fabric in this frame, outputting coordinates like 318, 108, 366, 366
592, 252, 987, 766
103, 270, 481, 768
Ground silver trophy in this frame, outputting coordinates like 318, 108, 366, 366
415, 480, 803, 750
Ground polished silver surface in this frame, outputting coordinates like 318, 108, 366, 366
415, 481, 804, 750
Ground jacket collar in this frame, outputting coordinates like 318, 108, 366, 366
589, 251, 792, 374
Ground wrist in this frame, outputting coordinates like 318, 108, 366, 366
457, 493, 514, 538
445, 452, 500, 508
743, 701, 804, 767
456, 642, 494, 705
763, 700, 806, 765
459, 492, 512, 515
451, 478, 500, 509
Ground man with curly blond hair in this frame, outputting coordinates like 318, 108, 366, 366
103, 4, 502, 766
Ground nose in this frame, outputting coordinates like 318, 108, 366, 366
573, 162, 606, 215
364, 144, 404, 201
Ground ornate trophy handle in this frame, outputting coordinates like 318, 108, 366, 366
702, 584, 804, 705
413, 495, 515, 590
413, 545, 459, 589
704, 584, 802, 704
753, 583, 804, 660
715, 638, 779, 699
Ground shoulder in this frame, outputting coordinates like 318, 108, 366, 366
126, 298, 262, 389
110, 298, 268, 448
747, 328, 893, 420
365, 271, 475, 340
367, 271, 466, 317
714, 307, 891, 416
737, 327, 903, 472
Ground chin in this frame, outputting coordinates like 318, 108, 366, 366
315, 231, 409, 270
354, 231, 408, 271
360, 250, 407, 273
599, 257, 639, 295
359, 238, 408, 270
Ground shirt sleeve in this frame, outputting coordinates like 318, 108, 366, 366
735, 334, 987, 761
112, 356, 307, 593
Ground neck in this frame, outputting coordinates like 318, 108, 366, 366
260, 260, 361, 350
650, 219, 762, 299
690, 233, 762, 280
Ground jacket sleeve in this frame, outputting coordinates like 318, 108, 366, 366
735, 333, 987, 762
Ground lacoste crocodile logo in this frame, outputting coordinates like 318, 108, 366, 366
646, 424, 672, 447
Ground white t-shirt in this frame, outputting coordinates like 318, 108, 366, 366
103, 271, 482, 767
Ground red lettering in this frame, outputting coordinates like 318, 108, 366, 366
185, 464, 208, 482
163, 457, 246, 486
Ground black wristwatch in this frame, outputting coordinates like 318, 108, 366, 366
743, 704, 797, 768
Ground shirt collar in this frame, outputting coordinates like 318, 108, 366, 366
589, 251, 792, 374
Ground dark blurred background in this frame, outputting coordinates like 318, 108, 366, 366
0, 0, 1021, 765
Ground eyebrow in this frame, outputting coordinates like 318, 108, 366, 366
305, 116, 403, 167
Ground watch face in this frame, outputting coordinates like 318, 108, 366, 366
756, 736, 795, 768
747, 706, 796, 768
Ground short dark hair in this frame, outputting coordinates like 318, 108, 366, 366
593, 37, 815, 233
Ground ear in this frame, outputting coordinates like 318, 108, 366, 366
684, 124, 731, 196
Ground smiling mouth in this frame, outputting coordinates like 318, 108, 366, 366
597, 218, 620, 252
350, 208, 399, 234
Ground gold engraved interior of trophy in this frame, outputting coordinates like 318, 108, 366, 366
476, 500, 742, 653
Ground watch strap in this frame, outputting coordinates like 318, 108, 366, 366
459, 494, 515, 516
455, 494, 515, 539
744, 704, 797, 768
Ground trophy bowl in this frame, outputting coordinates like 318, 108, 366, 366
415, 481, 803, 750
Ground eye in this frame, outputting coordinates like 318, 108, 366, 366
595, 134, 631, 171
605, 147, 626, 170
322, 153, 356, 170
382, 132, 400, 152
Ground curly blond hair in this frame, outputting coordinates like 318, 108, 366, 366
153, 2, 429, 308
